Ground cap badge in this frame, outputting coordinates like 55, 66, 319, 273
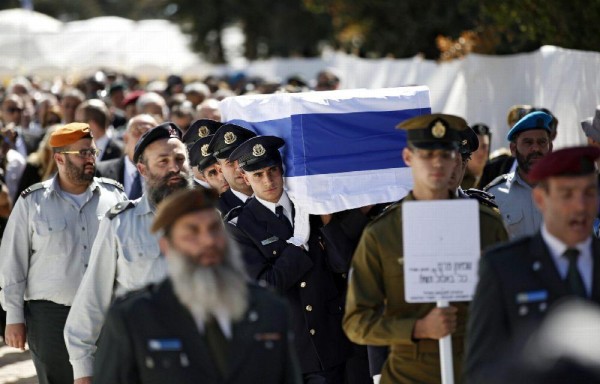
224, 132, 237, 145
198, 126, 210, 138
461, 139, 467, 146
431, 121, 446, 139
168, 127, 178, 137
252, 144, 266, 157
201, 144, 210, 157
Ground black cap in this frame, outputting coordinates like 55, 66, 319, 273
182, 119, 223, 145
189, 134, 217, 171
207, 123, 257, 160
133, 122, 183, 163
459, 126, 480, 155
471, 123, 490, 137
229, 135, 284, 172
396, 113, 467, 150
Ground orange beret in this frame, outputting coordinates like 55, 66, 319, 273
151, 188, 219, 234
49, 123, 92, 148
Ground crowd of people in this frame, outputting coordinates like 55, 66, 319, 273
0, 68, 599, 384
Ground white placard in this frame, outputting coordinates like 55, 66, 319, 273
403, 200, 480, 303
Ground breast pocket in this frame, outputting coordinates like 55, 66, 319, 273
34, 218, 67, 236
117, 242, 165, 290
503, 208, 524, 236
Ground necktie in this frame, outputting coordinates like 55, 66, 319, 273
564, 248, 587, 298
129, 172, 142, 200
204, 316, 228, 377
276, 205, 293, 233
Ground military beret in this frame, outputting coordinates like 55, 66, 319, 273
581, 106, 600, 143
207, 123, 256, 160
229, 135, 284, 172
189, 134, 217, 171
133, 122, 182, 163
459, 126, 479, 155
529, 146, 600, 183
49, 123, 93, 147
396, 113, 467, 150
122, 90, 145, 107
151, 188, 219, 235
182, 119, 223, 145
506, 111, 553, 141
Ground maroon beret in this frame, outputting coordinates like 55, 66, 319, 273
529, 146, 600, 182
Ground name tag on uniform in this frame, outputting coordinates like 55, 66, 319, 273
148, 338, 182, 351
261, 236, 279, 246
515, 290, 548, 304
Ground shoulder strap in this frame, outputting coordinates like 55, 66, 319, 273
483, 173, 509, 192
97, 177, 125, 191
106, 201, 136, 220
20, 182, 45, 198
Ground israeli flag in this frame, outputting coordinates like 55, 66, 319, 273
220, 86, 431, 214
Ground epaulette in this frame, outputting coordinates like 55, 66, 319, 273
20, 182, 45, 198
483, 173, 509, 192
97, 177, 125, 191
369, 199, 403, 225
464, 188, 498, 209
106, 201, 136, 220
223, 205, 243, 224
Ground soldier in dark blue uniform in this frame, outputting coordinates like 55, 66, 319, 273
207, 124, 256, 215
226, 135, 351, 383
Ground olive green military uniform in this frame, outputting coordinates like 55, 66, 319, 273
343, 192, 508, 384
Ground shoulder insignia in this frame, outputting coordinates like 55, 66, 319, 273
223, 205, 243, 223
106, 200, 136, 220
97, 177, 125, 191
465, 188, 498, 209
369, 199, 403, 225
483, 173, 509, 192
20, 182, 45, 198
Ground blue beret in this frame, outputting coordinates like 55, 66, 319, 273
133, 122, 182, 163
506, 111, 553, 141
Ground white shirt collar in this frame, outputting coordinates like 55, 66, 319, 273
541, 224, 591, 259
124, 156, 137, 177
231, 188, 252, 203
255, 191, 293, 220
194, 308, 232, 339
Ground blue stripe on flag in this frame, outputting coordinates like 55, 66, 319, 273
228, 107, 429, 177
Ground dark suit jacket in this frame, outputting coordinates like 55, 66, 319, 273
94, 280, 301, 384
95, 157, 125, 185
464, 233, 600, 383
227, 198, 351, 373
99, 138, 124, 162
217, 188, 244, 216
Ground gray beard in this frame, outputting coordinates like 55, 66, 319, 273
166, 238, 250, 325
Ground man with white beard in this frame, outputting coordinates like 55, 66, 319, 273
93, 188, 302, 384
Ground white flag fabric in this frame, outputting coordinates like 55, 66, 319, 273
219, 86, 431, 214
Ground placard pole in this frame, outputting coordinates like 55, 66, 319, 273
437, 300, 454, 384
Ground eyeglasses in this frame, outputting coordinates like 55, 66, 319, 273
59, 148, 101, 158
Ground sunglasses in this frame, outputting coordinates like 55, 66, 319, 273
59, 148, 101, 158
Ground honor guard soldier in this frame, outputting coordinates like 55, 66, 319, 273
0, 123, 127, 384
64, 122, 194, 383
465, 146, 600, 383
94, 189, 302, 384
207, 124, 256, 215
485, 111, 554, 239
189, 134, 229, 193
182, 119, 224, 190
226, 136, 352, 383
343, 114, 508, 384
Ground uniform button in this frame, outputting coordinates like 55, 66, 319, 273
84, 264, 88, 268
309, 329, 316, 336
300, 282, 307, 288
49, 227, 53, 231
273, 251, 277, 255
342, 273, 347, 279
305, 305, 313, 312
83, 245, 87, 249
82, 227, 86, 231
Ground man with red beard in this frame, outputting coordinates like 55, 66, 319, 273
94, 188, 302, 384
486, 111, 553, 238
64, 122, 194, 384
0, 123, 127, 384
